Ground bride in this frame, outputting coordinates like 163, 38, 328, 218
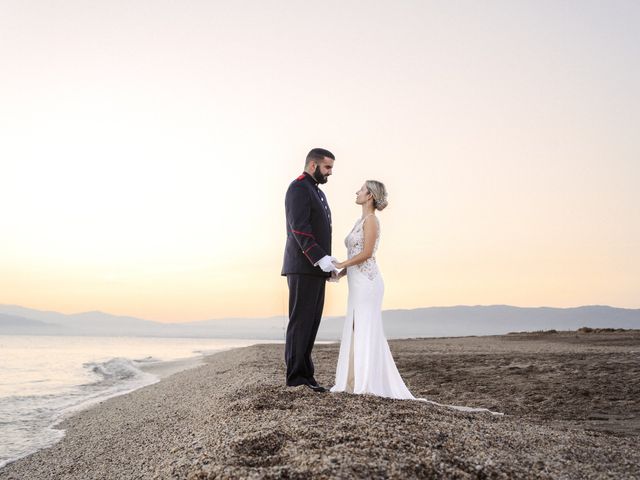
329, 180, 413, 398
329, 180, 502, 415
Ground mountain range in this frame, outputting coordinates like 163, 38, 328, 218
1, 304, 638, 340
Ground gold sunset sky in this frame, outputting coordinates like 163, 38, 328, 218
1, 1, 638, 322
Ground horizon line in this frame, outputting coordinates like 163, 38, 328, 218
1, 302, 639, 325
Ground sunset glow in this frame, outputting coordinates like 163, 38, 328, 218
1, 1, 639, 321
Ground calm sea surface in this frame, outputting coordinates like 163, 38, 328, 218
0, 335, 266, 468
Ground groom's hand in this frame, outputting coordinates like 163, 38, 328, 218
317, 255, 338, 273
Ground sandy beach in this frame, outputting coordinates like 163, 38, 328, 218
1, 330, 639, 479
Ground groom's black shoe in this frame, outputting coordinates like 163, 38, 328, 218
304, 382, 327, 393
286, 378, 327, 392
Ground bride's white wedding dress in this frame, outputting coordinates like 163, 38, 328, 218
330, 215, 502, 416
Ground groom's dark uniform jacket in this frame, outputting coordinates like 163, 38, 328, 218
281, 172, 332, 277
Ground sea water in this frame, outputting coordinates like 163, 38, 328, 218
0, 335, 266, 468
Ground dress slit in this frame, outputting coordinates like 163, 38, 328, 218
346, 310, 355, 393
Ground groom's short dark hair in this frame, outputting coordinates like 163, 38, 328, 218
306, 148, 335, 165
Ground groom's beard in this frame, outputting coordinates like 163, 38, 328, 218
313, 169, 329, 184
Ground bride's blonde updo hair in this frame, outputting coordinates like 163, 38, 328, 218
366, 180, 388, 211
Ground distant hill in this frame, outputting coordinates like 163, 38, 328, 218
353, 305, 640, 339
0, 313, 61, 333
0, 304, 638, 340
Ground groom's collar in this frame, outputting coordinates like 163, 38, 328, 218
300, 171, 318, 185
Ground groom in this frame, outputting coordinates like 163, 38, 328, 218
281, 148, 337, 393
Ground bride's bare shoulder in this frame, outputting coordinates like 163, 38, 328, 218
362, 214, 380, 232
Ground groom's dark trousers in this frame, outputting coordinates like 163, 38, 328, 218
281, 172, 332, 386
285, 275, 326, 385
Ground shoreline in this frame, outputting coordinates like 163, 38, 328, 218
0, 355, 206, 470
0, 342, 262, 470
1, 331, 639, 478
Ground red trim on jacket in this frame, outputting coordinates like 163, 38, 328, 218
304, 244, 319, 254
292, 229, 315, 239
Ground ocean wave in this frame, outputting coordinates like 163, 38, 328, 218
82, 357, 150, 385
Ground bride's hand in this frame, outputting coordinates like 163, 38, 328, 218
332, 260, 346, 269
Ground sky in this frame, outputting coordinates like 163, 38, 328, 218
1, 1, 639, 322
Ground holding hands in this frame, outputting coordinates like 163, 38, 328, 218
332, 260, 346, 269
327, 259, 347, 282
317, 255, 338, 273
317, 255, 347, 282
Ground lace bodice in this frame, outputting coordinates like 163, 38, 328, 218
345, 215, 380, 280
